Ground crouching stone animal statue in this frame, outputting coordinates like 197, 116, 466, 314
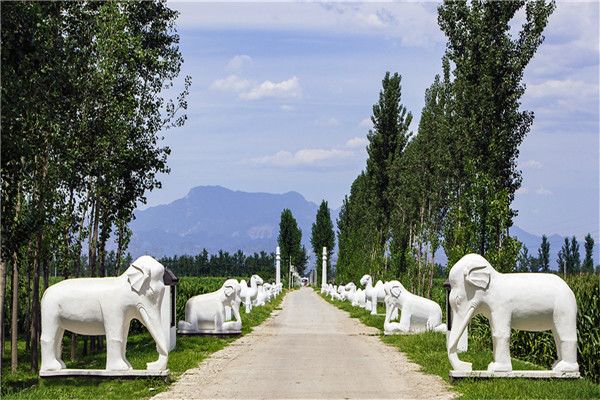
383, 280, 446, 335
178, 279, 242, 334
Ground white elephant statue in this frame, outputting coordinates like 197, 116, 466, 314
361, 275, 385, 315
178, 278, 242, 334
40, 256, 169, 372
240, 274, 263, 313
447, 253, 579, 374
383, 280, 446, 335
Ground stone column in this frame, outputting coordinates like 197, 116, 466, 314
276, 246, 281, 286
321, 247, 327, 287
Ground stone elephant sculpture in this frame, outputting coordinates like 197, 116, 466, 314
178, 278, 242, 333
383, 280, 446, 334
447, 253, 579, 373
40, 256, 169, 372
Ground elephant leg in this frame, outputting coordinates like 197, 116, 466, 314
488, 314, 512, 372
398, 309, 411, 332
104, 314, 131, 371
552, 324, 579, 372
40, 315, 64, 371
55, 328, 66, 368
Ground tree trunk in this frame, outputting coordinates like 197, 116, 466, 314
31, 229, 43, 372
0, 259, 6, 363
11, 248, 19, 373
115, 223, 124, 275
25, 247, 31, 354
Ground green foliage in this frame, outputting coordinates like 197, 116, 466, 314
310, 200, 335, 277
278, 209, 303, 282
159, 250, 275, 281
538, 234, 551, 272
582, 234, 595, 274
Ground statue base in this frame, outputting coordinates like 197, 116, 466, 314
449, 370, 580, 383
177, 329, 241, 336
40, 369, 169, 379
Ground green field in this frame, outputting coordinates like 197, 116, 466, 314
1, 279, 286, 399
319, 290, 600, 399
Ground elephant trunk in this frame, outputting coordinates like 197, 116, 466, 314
139, 305, 169, 370
447, 305, 475, 371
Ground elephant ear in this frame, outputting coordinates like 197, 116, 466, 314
223, 285, 235, 297
464, 265, 490, 289
390, 285, 402, 298
126, 264, 149, 293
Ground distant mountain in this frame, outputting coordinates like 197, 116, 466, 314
125, 185, 319, 261
123, 185, 595, 271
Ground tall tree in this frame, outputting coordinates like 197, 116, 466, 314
277, 209, 303, 281
582, 233, 595, 274
438, 0, 555, 271
570, 236, 581, 274
366, 72, 412, 255
310, 200, 335, 277
557, 237, 571, 276
537, 234, 551, 272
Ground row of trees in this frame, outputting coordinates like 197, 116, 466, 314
517, 234, 597, 274
336, 0, 557, 297
1, 1, 189, 373
159, 250, 277, 281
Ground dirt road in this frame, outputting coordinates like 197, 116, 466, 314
154, 287, 454, 399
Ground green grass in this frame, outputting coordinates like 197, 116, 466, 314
1, 290, 287, 399
318, 290, 600, 399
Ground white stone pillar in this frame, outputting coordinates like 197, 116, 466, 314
321, 246, 327, 287
276, 246, 281, 286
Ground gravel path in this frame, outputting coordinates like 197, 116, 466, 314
153, 287, 455, 399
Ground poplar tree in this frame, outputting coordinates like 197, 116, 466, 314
537, 234, 551, 272
582, 233, 595, 274
310, 200, 335, 277
277, 209, 303, 279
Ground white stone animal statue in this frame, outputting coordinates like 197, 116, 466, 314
447, 253, 579, 373
352, 288, 367, 307
178, 279, 242, 333
40, 256, 169, 372
343, 282, 357, 302
383, 280, 446, 334
361, 274, 386, 315
239, 274, 263, 313
255, 282, 272, 306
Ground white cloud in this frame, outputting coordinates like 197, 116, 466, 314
169, 2, 443, 48
521, 160, 543, 169
210, 75, 251, 92
249, 148, 352, 167
226, 55, 253, 71
346, 137, 369, 148
359, 117, 373, 128
516, 186, 530, 195
280, 104, 295, 112
239, 76, 301, 100
535, 186, 553, 196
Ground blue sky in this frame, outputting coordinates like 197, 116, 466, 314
147, 1, 599, 243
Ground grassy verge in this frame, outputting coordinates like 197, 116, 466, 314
1, 290, 286, 399
318, 290, 600, 399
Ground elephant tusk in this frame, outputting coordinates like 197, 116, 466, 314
448, 305, 476, 352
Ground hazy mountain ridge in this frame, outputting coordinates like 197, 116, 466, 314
124, 185, 592, 270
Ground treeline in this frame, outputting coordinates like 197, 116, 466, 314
160, 250, 276, 282
337, 1, 562, 294
1, 1, 189, 373
517, 234, 597, 274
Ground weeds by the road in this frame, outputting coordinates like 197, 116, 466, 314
1, 290, 286, 400
318, 290, 600, 400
